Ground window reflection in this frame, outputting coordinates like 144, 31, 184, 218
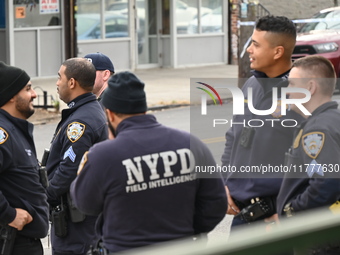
176, 0, 198, 34
77, 0, 130, 41
177, 0, 222, 34
201, 0, 222, 34
13, 0, 61, 28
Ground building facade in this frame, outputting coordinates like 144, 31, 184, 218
0, 0, 229, 78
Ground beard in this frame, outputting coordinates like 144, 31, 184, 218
15, 95, 35, 119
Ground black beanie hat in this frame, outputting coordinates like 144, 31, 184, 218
0, 62, 30, 107
102, 71, 147, 114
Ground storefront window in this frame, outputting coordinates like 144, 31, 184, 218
201, 0, 222, 33
179, 0, 222, 34
13, 0, 61, 28
176, 0, 198, 34
77, 0, 129, 40
162, 0, 170, 35
0, 0, 5, 28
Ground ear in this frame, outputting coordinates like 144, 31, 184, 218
103, 70, 111, 82
308, 79, 317, 96
273, 46, 284, 60
68, 78, 76, 89
106, 109, 115, 123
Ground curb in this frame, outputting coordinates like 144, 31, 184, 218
147, 103, 190, 112
31, 99, 235, 126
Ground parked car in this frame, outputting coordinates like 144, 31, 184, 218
176, 1, 212, 34
292, 6, 340, 90
187, 6, 222, 34
76, 12, 144, 54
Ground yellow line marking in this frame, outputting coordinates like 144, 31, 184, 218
201, 136, 225, 144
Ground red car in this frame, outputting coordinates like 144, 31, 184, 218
292, 7, 340, 90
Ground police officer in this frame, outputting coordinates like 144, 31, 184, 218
46, 58, 108, 255
84, 52, 115, 101
0, 62, 49, 254
70, 72, 228, 254
276, 56, 340, 254
221, 15, 303, 226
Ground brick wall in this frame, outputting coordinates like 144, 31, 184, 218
259, 0, 335, 20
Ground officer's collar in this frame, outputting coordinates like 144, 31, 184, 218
68, 93, 92, 108
0, 109, 33, 136
308, 101, 338, 118
252, 69, 290, 79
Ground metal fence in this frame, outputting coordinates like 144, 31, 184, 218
34, 86, 56, 110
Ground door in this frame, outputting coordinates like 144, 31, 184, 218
137, 0, 170, 67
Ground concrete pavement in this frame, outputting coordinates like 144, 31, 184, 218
31, 64, 238, 114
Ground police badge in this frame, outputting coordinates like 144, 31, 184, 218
302, 132, 325, 159
271, 99, 287, 118
0, 128, 8, 144
67, 122, 85, 143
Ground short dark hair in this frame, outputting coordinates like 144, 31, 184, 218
256, 15, 296, 37
292, 55, 336, 95
256, 15, 296, 56
62, 58, 96, 91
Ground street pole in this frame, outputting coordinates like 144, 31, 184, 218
238, 1, 257, 87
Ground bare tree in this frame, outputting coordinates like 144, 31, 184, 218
335, 0, 339, 6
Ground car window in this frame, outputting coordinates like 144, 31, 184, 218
299, 10, 340, 32
105, 17, 129, 37
108, 3, 128, 11
77, 16, 98, 38
77, 14, 129, 40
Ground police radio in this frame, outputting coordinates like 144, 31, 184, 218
39, 148, 50, 188
239, 126, 255, 148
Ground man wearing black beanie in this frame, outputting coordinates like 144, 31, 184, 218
70, 71, 228, 254
0, 62, 49, 254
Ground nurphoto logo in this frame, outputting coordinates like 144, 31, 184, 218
197, 82, 311, 116
196, 82, 312, 128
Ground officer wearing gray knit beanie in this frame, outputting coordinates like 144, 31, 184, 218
0, 62, 30, 107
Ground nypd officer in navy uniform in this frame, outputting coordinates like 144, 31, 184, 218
221, 15, 303, 226
46, 58, 108, 255
0, 62, 49, 254
274, 56, 340, 254
70, 72, 228, 254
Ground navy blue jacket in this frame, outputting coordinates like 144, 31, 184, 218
46, 93, 107, 205
221, 71, 303, 202
277, 101, 340, 215
46, 93, 107, 254
70, 114, 227, 253
0, 110, 49, 238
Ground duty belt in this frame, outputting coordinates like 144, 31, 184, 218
233, 196, 276, 223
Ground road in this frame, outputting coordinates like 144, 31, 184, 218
34, 93, 340, 253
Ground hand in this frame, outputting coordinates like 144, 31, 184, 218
225, 186, 240, 215
264, 213, 280, 232
8, 208, 33, 231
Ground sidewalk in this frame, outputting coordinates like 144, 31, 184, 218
30, 64, 238, 124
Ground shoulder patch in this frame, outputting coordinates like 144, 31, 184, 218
302, 132, 325, 159
0, 128, 9, 144
293, 129, 303, 149
67, 122, 86, 143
